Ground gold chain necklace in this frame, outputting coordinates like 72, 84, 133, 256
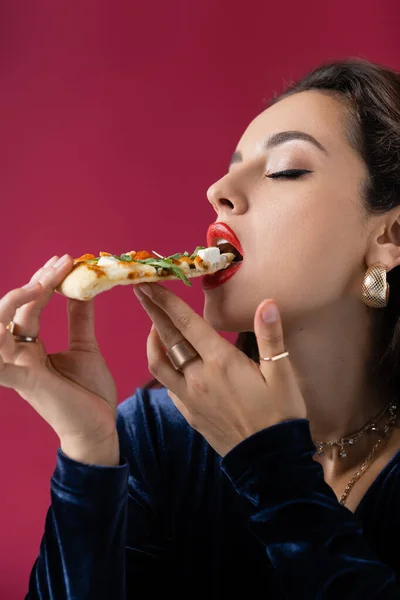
312, 401, 398, 506
313, 400, 394, 459
339, 401, 397, 505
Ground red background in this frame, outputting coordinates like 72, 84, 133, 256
0, 0, 398, 597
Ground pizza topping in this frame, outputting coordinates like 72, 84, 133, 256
126, 251, 137, 258
97, 256, 121, 267
95, 253, 193, 285
196, 247, 221, 267
136, 257, 192, 285
150, 247, 205, 261
73, 253, 97, 265
131, 251, 157, 260
74, 246, 232, 287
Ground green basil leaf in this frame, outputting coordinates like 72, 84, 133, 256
166, 251, 191, 259
134, 258, 192, 286
170, 265, 192, 286
166, 253, 182, 260
113, 254, 134, 262
135, 258, 174, 268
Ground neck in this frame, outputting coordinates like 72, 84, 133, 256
284, 297, 393, 467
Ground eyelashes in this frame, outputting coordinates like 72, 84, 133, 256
265, 169, 312, 180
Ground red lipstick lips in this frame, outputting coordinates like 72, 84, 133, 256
203, 222, 244, 290
206, 222, 244, 257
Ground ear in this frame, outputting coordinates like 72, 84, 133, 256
365, 209, 400, 273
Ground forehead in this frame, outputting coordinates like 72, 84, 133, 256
238, 90, 351, 154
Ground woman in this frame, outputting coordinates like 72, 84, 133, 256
3, 57, 400, 598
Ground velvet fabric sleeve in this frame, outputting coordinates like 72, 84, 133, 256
25, 449, 130, 599
25, 389, 174, 599
220, 419, 400, 599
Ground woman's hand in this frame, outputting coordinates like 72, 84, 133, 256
0, 255, 119, 464
134, 282, 307, 456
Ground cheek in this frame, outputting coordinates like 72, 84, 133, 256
248, 195, 364, 315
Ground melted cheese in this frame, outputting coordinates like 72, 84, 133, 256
197, 247, 221, 267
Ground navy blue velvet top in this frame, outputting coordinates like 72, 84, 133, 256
26, 386, 400, 598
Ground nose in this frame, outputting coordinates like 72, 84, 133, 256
206, 174, 248, 216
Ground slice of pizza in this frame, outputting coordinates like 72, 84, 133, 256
56, 246, 237, 301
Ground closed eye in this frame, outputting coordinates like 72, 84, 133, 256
266, 169, 312, 180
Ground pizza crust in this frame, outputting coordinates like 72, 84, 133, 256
55, 252, 235, 301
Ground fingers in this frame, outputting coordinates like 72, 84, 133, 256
254, 300, 291, 381
68, 298, 99, 351
134, 286, 204, 378
11, 254, 73, 338
135, 283, 223, 358
0, 282, 43, 336
134, 287, 186, 351
0, 321, 18, 364
146, 325, 186, 394
0, 323, 30, 390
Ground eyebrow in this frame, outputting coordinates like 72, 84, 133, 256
229, 130, 328, 168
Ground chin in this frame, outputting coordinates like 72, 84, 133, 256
202, 294, 253, 332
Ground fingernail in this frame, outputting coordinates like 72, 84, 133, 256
44, 255, 59, 268
54, 254, 70, 268
262, 302, 279, 323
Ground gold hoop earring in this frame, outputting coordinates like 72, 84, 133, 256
361, 263, 390, 308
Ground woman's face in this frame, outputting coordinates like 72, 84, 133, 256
203, 90, 370, 333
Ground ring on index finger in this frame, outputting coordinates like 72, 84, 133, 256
6, 320, 38, 343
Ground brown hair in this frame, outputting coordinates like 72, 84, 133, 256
144, 58, 400, 398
